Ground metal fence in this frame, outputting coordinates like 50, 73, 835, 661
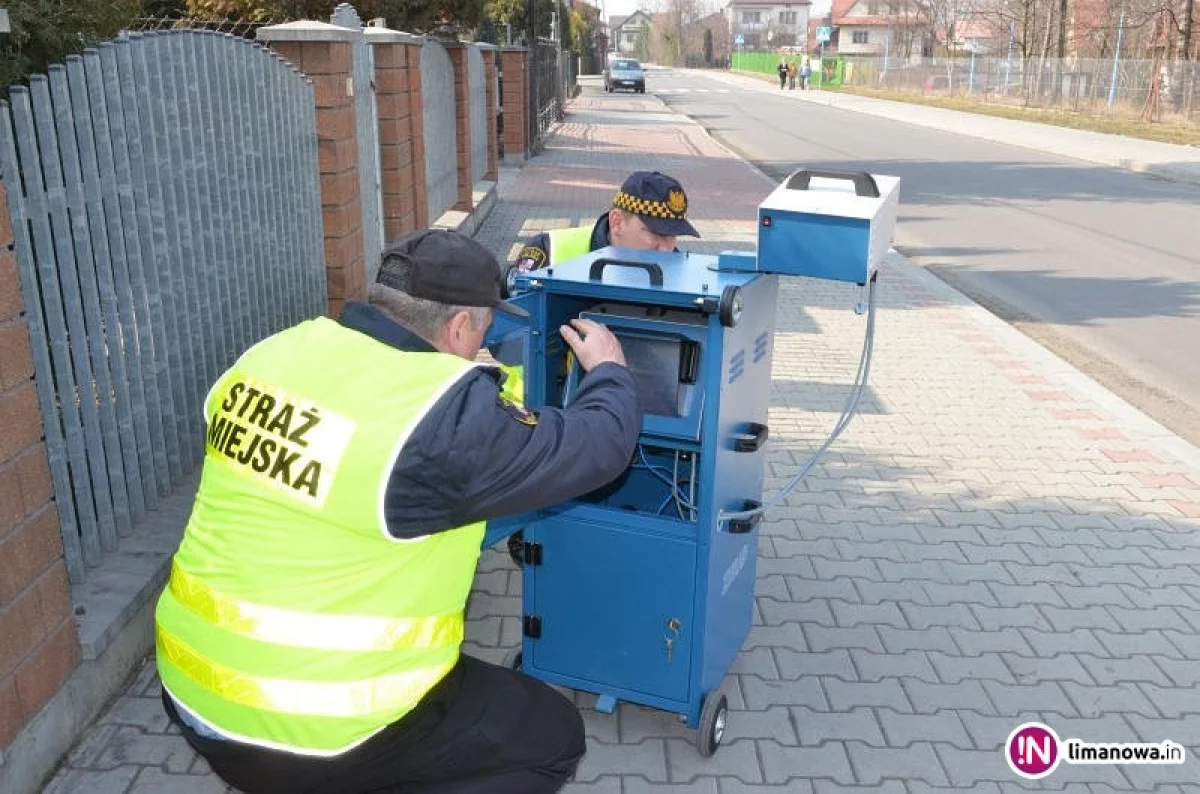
530, 37, 578, 146
331, 4, 384, 282
856, 56, 1199, 122
0, 31, 327, 583
735, 49, 1199, 123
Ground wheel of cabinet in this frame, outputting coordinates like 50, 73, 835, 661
697, 693, 728, 757
502, 648, 523, 671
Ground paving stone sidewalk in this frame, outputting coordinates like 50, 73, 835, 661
42, 89, 1200, 793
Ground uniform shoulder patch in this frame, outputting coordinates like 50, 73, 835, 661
515, 244, 548, 272
498, 392, 538, 426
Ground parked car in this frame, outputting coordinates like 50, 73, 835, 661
605, 58, 646, 93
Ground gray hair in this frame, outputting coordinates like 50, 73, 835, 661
367, 282, 490, 342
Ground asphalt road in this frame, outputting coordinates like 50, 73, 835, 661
632, 68, 1200, 447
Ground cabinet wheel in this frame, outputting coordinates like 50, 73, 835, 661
697, 693, 727, 757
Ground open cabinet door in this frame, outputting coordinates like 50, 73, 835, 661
481, 290, 539, 550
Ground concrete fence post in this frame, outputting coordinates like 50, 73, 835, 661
442, 40, 475, 213
500, 47, 529, 164
366, 28, 426, 242
258, 22, 365, 317
480, 44, 500, 181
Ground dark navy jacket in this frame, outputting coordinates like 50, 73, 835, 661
339, 302, 642, 539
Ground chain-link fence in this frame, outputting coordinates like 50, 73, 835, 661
123, 17, 288, 38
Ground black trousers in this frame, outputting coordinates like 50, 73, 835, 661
164, 654, 586, 794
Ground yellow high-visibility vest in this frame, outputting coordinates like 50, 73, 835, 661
156, 317, 485, 756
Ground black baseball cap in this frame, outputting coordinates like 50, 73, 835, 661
377, 229, 528, 317
612, 171, 700, 238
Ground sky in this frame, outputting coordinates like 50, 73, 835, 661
600, 0, 832, 22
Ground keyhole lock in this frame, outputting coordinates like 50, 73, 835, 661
664, 617, 683, 663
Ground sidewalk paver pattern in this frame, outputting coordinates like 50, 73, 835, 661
43, 90, 1200, 793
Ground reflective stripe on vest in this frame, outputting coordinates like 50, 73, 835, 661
157, 625, 454, 719
168, 561, 462, 652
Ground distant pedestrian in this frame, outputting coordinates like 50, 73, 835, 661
801, 57, 813, 90
777, 59, 788, 90
787, 60, 798, 90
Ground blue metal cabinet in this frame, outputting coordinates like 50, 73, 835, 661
499, 247, 779, 755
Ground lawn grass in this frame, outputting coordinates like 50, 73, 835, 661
730, 69, 1200, 147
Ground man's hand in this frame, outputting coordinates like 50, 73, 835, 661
560, 319, 626, 372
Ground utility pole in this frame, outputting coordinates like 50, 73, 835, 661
1107, 3, 1124, 108
528, 0, 538, 147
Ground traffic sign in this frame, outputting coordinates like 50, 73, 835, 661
734, 33, 744, 46
816, 26, 832, 43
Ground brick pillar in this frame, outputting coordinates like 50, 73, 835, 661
366, 28, 426, 242
258, 22, 365, 317
480, 44, 499, 181
443, 41, 474, 213
0, 178, 80, 754
501, 47, 529, 163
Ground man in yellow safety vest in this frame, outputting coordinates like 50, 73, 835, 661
155, 229, 642, 794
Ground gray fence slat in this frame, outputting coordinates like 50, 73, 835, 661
155, 33, 205, 452
275, 50, 305, 327
214, 36, 250, 355
17, 76, 107, 565
97, 42, 158, 514
106, 39, 168, 504
238, 44, 269, 342
196, 33, 236, 370
333, 4, 382, 284
266, 50, 294, 333
243, 46, 271, 334
260, 48, 292, 332
294, 69, 323, 318
0, 99, 86, 583
79, 49, 146, 531
178, 33, 223, 388
128, 33, 187, 481
59, 57, 129, 547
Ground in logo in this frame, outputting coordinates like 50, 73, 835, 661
1005, 722, 1061, 779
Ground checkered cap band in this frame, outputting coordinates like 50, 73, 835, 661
613, 190, 686, 221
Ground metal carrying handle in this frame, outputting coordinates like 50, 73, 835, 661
728, 500, 763, 534
786, 169, 880, 198
733, 422, 769, 453
588, 257, 665, 287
